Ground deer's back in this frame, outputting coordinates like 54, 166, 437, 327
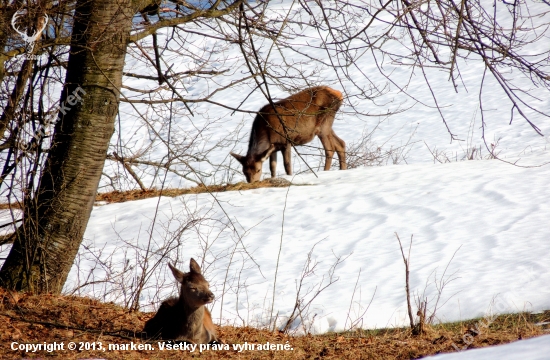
257, 86, 343, 145
143, 297, 179, 339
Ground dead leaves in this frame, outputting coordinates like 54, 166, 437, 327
0, 287, 546, 359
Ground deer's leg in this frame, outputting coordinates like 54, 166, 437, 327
283, 145, 292, 175
269, 151, 277, 178
318, 134, 335, 170
331, 130, 347, 170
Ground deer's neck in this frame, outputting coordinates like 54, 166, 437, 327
178, 300, 205, 332
248, 119, 271, 156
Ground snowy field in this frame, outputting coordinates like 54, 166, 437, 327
60, 150, 550, 335
1, 0, 550, 356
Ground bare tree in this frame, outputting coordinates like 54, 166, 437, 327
295, 0, 550, 144
0, 0, 245, 293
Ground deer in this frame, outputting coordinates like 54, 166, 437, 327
230, 86, 347, 183
143, 259, 218, 344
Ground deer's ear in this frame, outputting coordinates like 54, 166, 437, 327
230, 152, 246, 166
168, 263, 185, 283
189, 258, 202, 275
258, 144, 276, 163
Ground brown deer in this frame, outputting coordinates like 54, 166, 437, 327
143, 259, 218, 343
230, 86, 347, 183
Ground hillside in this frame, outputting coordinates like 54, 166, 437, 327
1, 287, 548, 359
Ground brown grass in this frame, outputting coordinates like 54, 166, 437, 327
0, 287, 547, 359
0, 203, 20, 210
95, 179, 291, 204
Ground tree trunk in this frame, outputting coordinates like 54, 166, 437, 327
0, 0, 135, 293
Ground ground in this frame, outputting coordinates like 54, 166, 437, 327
0, 287, 547, 359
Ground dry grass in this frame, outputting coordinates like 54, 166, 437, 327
0, 288, 548, 359
0, 203, 20, 210
94, 178, 291, 204
0, 179, 292, 210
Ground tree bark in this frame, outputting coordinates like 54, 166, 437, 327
0, 0, 135, 293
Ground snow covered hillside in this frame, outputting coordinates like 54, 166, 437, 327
57, 151, 550, 335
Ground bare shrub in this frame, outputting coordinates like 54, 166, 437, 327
344, 269, 377, 332
396, 233, 461, 335
66, 197, 228, 310
280, 242, 348, 335
345, 127, 417, 169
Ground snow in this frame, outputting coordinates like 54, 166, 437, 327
61, 152, 550, 336
424, 334, 550, 360
1, 0, 550, 357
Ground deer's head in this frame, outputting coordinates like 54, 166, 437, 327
231, 144, 275, 183
169, 259, 214, 308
